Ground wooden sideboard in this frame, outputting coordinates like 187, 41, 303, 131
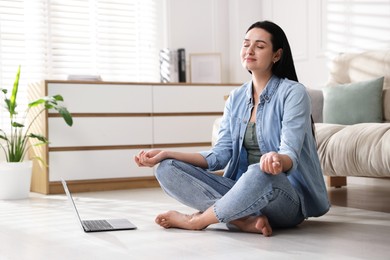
28, 80, 239, 194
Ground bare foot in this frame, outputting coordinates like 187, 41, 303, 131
155, 211, 204, 230
229, 215, 272, 237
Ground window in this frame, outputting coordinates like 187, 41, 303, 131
0, 0, 162, 132
326, 0, 390, 54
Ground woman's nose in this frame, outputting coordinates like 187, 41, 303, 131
246, 45, 254, 55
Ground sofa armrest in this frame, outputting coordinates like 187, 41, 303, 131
307, 88, 323, 123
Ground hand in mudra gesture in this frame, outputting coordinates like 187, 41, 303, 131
260, 152, 289, 175
134, 150, 165, 167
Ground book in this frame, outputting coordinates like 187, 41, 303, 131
67, 75, 102, 81
159, 48, 178, 83
178, 48, 186, 82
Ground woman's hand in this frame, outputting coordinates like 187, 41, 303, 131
134, 150, 208, 169
260, 152, 292, 175
134, 150, 166, 167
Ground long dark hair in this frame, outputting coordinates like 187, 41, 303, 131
247, 21, 316, 138
246, 20, 298, 82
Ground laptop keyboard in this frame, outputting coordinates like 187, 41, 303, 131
83, 220, 114, 231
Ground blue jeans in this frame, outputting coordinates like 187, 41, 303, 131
155, 159, 304, 228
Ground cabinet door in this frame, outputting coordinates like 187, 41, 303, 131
153, 85, 235, 113
153, 116, 219, 144
48, 84, 153, 113
48, 117, 153, 147
49, 149, 153, 181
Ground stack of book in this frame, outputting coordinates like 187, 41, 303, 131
159, 48, 186, 83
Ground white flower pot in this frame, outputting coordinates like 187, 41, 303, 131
0, 161, 32, 200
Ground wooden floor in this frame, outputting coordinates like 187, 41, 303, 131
0, 176, 389, 259
328, 177, 390, 213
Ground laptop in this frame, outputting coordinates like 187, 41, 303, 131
61, 178, 137, 232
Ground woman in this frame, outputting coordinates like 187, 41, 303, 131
134, 20, 329, 236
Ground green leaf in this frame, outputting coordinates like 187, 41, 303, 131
52, 94, 64, 101
33, 142, 50, 147
29, 133, 48, 143
28, 98, 46, 108
4, 98, 11, 111
44, 104, 55, 109
56, 106, 73, 126
30, 156, 48, 168
9, 66, 21, 116
11, 122, 24, 128
0, 134, 8, 141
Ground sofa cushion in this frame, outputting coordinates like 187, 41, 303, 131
316, 123, 390, 177
306, 88, 323, 123
327, 50, 390, 122
384, 88, 390, 122
322, 77, 384, 125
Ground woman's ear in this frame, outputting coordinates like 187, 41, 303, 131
273, 48, 283, 63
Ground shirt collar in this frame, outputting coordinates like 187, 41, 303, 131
245, 75, 282, 105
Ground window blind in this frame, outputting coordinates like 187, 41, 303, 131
0, 0, 160, 133
48, 0, 160, 81
326, 0, 390, 54
0, 0, 33, 133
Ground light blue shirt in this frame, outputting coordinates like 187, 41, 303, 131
200, 75, 330, 218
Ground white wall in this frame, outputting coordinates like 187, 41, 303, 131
164, 0, 328, 88
248, 0, 329, 89
164, 0, 390, 89
164, 0, 232, 83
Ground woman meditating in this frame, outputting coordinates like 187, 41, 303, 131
134, 20, 329, 236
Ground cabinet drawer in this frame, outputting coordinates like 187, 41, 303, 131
153, 86, 235, 112
48, 84, 153, 113
48, 117, 153, 147
153, 116, 218, 144
49, 149, 153, 181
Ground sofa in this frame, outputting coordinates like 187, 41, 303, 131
308, 50, 390, 187
212, 50, 390, 188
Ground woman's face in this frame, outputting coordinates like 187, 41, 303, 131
240, 28, 280, 74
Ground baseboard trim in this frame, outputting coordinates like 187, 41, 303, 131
48, 176, 160, 194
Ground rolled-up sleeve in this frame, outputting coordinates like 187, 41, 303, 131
199, 151, 219, 170
279, 84, 311, 173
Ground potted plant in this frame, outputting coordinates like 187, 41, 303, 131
0, 66, 73, 199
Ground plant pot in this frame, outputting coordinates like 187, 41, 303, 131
0, 161, 32, 200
